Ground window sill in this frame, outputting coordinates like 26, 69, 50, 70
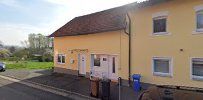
152, 32, 170, 36
192, 75, 203, 81
153, 72, 172, 77
192, 30, 203, 34
57, 62, 65, 65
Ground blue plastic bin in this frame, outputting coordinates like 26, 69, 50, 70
132, 74, 141, 92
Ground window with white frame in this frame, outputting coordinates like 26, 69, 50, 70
191, 58, 203, 80
196, 10, 203, 32
153, 57, 172, 77
57, 54, 65, 64
153, 17, 167, 34
152, 11, 169, 35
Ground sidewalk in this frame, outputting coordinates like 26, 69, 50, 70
0, 69, 143, 100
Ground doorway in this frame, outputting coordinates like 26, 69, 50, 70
78, 54, 86, 75
91, 54, 118, 80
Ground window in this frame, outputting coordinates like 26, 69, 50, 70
103, 58, 107, 61
191, 58, 203, 80
57, 54, 65, 64
153, 57, 172, 77
196, 10, 203, 31
94, 55, 100, 67
112, 57, 115, 73
153, 17, 167, 34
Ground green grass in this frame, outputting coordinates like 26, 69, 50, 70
1, 61, 54, 69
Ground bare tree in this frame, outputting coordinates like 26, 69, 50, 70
21, 40, 29, 48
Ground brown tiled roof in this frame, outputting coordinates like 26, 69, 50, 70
50, 6, 128, 37
50, 0, 171, 37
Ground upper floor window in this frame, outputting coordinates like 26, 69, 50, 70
153, 17, 167, 33
194, 5, 203, 33
191, 58, 203, 80
58, 54, 65, 64
152, 11, 169, 35
196, 10, 203, 32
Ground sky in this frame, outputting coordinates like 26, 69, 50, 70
0, 0, 145, 46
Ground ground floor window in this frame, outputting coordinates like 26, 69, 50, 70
93, 55, 101, 67
191, 58, 203, 80
57, 54, 65, 64
112, 57, 116, 73
152, 57, 172, 77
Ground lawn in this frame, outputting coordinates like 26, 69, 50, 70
1, 61, 54, 69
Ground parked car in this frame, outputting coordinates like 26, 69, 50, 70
0, 62, 6, 72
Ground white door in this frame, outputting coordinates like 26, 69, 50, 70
79, 54, 86, 75
108, 56, 118, 80
100, 55, 109, 78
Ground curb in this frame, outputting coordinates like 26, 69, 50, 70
0, 74, 100, 100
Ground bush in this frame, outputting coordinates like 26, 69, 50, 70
42, 53, 53, 62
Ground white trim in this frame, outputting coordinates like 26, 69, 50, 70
194, 5, 203, 12
192, 30, 203, 35
190, 57, 203, 81
152, 32, 171, 36
152, 11, 169, 18
57, 54, 66, 64
152, 57, 173, 77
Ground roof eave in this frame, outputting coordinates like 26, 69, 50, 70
50, 27, 126, 37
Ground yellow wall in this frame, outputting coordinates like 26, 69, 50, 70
54, 30, 129, 79
129, 0, 203, 88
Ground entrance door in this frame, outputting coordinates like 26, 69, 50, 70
79, 54, 86, 75
91, 54, 118, 80
100, 55, 109, 78
108, 56, 118, 80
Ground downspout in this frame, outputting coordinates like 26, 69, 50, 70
126, 13, 132, 86
124, 12, 132, 86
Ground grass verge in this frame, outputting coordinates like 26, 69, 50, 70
1, 61, 53, 69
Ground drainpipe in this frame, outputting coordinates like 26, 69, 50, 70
125, 13, 132, 86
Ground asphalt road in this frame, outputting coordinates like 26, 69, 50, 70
0, 77, 72, 100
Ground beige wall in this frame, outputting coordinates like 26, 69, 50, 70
54, 0, 203, 88
129, 0, 203, 88
54, 30, 129, 79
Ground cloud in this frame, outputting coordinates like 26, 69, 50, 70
0, 0, 146, 46
44, 0, 69, 6
0, 23, 48, 46
43, 0, 147, 34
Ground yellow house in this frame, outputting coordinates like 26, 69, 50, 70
50, 0, 203, 88
50, 7, 130, 83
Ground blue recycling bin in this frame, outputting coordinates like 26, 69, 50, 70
132, 74, 141, 92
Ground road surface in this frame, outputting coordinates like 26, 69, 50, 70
0, 77, 72, 100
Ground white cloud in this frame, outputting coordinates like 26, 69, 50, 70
43, 0, 147, 35
0, 23, 48, 46
0, 0, 146, 46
